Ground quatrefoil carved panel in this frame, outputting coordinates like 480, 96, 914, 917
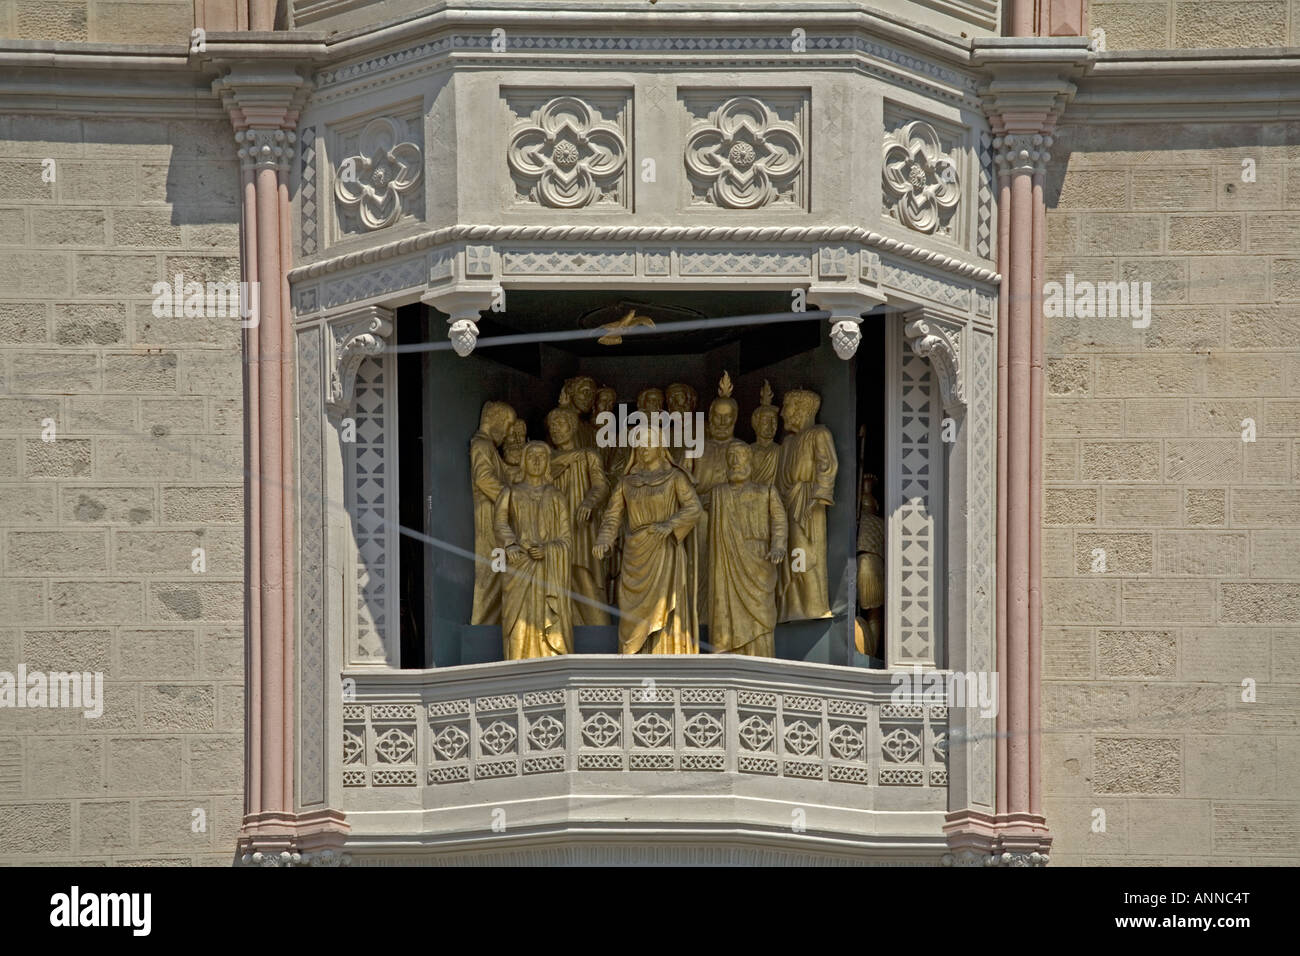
882, 119, 960, 236
334, 116, 423, 231
684, 95, 805, 209
507, 95, 628, 209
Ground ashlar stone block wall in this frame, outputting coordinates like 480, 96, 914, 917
0, 0, 193, 44
0, 113, 245, 865
1089, 1, 1300, 49
1042, 119, 1300, 864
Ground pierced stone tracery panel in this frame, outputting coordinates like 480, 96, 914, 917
888, 321, 942, 668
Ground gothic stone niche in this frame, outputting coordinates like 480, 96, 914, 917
330, 104, 425, 240
504, 89, 631, 210
420, 290, 881, 669
881, 106, 964, 244
681, 91, 809, 211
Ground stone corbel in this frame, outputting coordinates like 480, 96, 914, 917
810, 287, 886, 360
904, 310, 966, 415
326, 305, 394, 418
422, 286, 497, 357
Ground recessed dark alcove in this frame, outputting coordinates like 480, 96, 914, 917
396, 290, 885, 669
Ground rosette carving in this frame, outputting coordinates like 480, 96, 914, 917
684, 96, 803, 209
882, 121, 960, 235
334, 117, 423, 231
508, 96, 627, 209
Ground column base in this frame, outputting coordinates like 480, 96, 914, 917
942, 809, 1053, 866
237, 808, 351, 866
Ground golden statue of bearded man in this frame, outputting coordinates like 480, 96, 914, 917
546, 405, 611, 626
594, 437, 701, 655
707, 443, 787, 657
776, 388, 838, 622
469, 400, 517, 625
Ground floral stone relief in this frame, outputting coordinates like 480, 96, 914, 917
684, 95, 804, 210
334, 116, 424, 232
507, 95, 628, 209
882, 120, 960, 237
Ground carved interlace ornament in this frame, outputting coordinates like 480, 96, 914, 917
685, 96, 803, 209
508, 96, 627, 208
882, 121, 959, 234
334, 117, 423, 230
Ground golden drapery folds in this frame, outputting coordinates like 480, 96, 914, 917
776, 389, 838, 622
546, 406, 611, 625
494, 442, 574, 659
707, 444, 788, 657
469, 402, 518, 625
595, 444, 701, 654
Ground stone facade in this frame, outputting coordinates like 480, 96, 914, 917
1042, 108, 1300, 863
0, 107, 245, 863
0, 2, 1296, 867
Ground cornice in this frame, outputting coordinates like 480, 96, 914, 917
1068, 49, 1300, 122
287, 223, 1002, 286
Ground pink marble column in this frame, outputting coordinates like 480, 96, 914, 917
218, 67, 349, 864
944, 30, 1094, 862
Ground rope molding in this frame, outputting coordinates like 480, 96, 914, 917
289, 224, 1002, 285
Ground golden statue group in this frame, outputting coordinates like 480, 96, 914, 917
470, 373, 843, 660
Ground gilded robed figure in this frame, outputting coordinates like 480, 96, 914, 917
776, 389, 838, 621
708, 443, 787, 657
469, 401, 517, 625
749, 380, 780, 487
594, 440, 701, 655
494, 441, 574, 659
546, 405, 611, 625
687, 372, 744, 613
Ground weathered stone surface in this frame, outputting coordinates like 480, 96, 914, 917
1101, 486, 1181, 526
107, 737, 183, 794
1122, 580, 1215, 623
1045, 627, 1094, 679
1081, 441, 1161, 481
1157, 531, 1248, 575
1094, 737, 1181, 793
1186, 487, 1227, 525
1098, 630, 1177, 678
0, 802, 72, 856
1076, 532, 1154, 574
1045, 487, 1098, 525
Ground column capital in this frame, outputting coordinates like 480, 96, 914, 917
423, 285, 497, 357
212, 64, 311, 168
325, 305, 394, 418
973, 37, 1093, 166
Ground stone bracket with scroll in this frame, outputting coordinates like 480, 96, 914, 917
903, 309, 965, 415
326, 305, 394, 419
